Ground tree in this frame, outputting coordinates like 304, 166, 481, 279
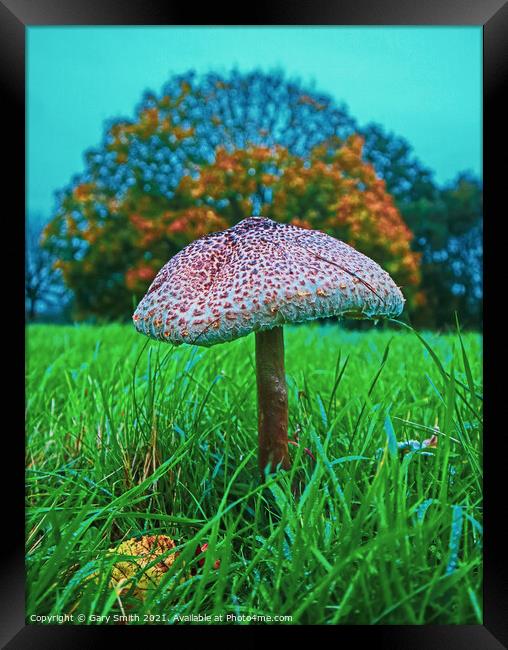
44, 135, 420, 320
43, 70, 429, 321
26, 216, 70, 321
402, 172, 482, 328
179, 137, 420, 288
360, 122, 436, 204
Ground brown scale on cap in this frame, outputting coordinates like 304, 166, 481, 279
133, 216, 405, 347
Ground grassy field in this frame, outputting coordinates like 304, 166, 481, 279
26, 322, 483, 625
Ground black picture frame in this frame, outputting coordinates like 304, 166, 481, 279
3, 0, 506, 646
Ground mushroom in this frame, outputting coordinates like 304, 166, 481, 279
133, 217, 404, 478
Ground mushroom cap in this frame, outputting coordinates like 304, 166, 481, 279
133, 216, 405, 347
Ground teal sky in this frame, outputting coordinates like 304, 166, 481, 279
27, 26, 482, 218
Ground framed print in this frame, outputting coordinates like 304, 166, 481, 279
1, 0, 506, 646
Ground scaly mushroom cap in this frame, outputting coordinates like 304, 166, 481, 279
133, 216, 405, 347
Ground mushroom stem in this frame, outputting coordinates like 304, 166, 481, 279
255, 327, 290, 477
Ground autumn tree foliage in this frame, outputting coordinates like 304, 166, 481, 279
43, 70, 422, 320
178, 137, 419, 286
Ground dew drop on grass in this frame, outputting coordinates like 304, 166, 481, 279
446, 505, 464, 575
416, 498, 434, 523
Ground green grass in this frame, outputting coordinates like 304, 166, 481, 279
26, 322, 483, 625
